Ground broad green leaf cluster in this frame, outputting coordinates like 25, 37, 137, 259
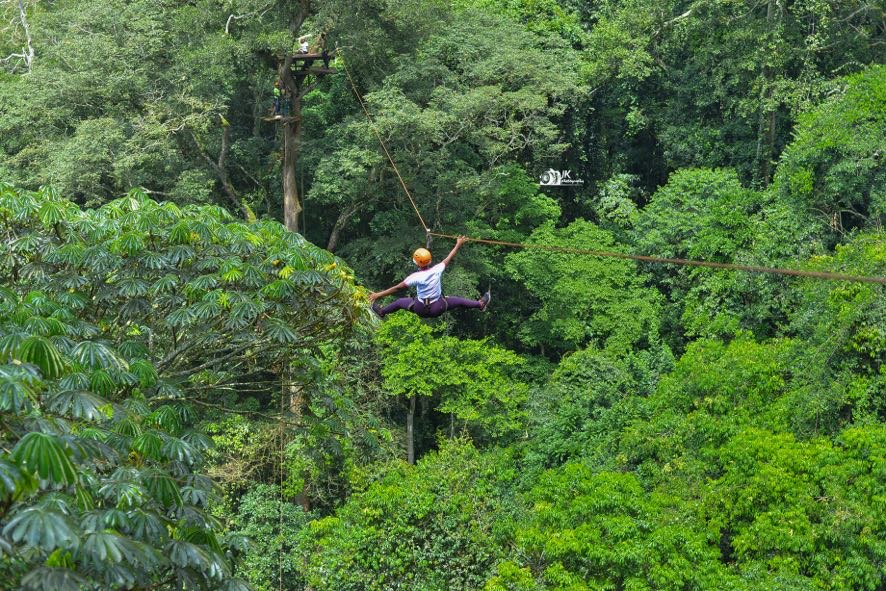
0, 183, 362, 589
0, 1, 883, 590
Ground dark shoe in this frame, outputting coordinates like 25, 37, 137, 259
479, 289, 491, 311
371, 301, 384, 318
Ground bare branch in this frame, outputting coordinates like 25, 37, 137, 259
15, 0, 33, 72
225, 2, 275, 35
2, 0, 34, 73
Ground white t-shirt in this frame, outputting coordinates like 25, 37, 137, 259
404, 263, 446, 301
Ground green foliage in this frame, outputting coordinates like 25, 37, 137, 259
0, 3, 884, 590
452, 0, 586, 43
0, 181, 362, 589
505, 464, 735, 590
526, 345, 664, 470
227, 484, 312, 591
633, 168, 785, 342
774, 66, 886, 240
377, 314, 529, 443
301, 442, 516, 591
11, 432, 78, 487
0, 297, 234, 588
620, 336, 795, 486
506, 219, 664, 355
710, 427, 886, 590
312, 8, 581, 284
784, 234, 886, 435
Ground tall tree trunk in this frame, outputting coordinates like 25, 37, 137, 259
764, 109, 776, 184
279, 54, 303, 233
282, 359, 311, 511
326, 203, 360, 252
407, 394, 417, 465
283, 122, 302, 233
196, 123, 253, 220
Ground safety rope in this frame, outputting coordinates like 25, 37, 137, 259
430, 232, 886, 285
338, 49, 885, 286
339, 49, 430, 233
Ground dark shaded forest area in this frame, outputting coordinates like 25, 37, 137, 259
0, 1, 883, 590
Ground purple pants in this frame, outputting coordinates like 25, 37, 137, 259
379, 296, 482, 318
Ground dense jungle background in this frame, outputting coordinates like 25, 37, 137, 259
0, 0, 884, 589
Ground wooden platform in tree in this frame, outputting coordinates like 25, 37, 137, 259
292, 49, 336, 59
262, 116, 299, 122
292, 52, 328, 60
294, 67, 337, 76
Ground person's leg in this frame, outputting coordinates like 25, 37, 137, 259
442, 296, 484, 312
378, 297, 416, 317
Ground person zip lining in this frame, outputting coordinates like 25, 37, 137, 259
370, 236, 491, 318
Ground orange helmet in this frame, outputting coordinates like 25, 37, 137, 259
412, 248, 432, 267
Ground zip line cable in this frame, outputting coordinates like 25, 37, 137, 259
339, 50, 430, 233
339, 51, 885, 286
430, 232, 886, 285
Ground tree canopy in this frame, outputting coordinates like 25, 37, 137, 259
1, 1, 884, 589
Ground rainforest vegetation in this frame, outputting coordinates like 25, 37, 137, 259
0, 0, 884, 590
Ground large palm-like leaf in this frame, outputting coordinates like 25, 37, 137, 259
46, 389, 110, 422
79, 530, 127, 564
115, 277, 150, 297
144, 470, 183, 507
167, 539, 211, 570
128, 509, 169, 544
151, 273, 179, 294
162, 436, 199, 465
20, 567, 89, 591
180, 485, 209, 508
114, 232, 146, 256
0, 332, 24, 358
11, 432, 78, 486
0, 457, 27, 501
98, 480, 146, 509
74, 484, 95, 511
129, 360, 158, 387
25, 316, 68, 337
3, 507, 78, 551
131, 431, 164, 461
263, 318, 299, 344
17, 336, 66, 379
88, 369, 116, 395
0, 364, 39, 412
112, 417, 143, 438
79, 508, 130, 531
38, 200, 74, 226
149, 405, 181, 433
71, 341, 128, 371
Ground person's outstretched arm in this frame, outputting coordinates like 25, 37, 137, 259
440, 235, 467, 268
369, 281, 407, 302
